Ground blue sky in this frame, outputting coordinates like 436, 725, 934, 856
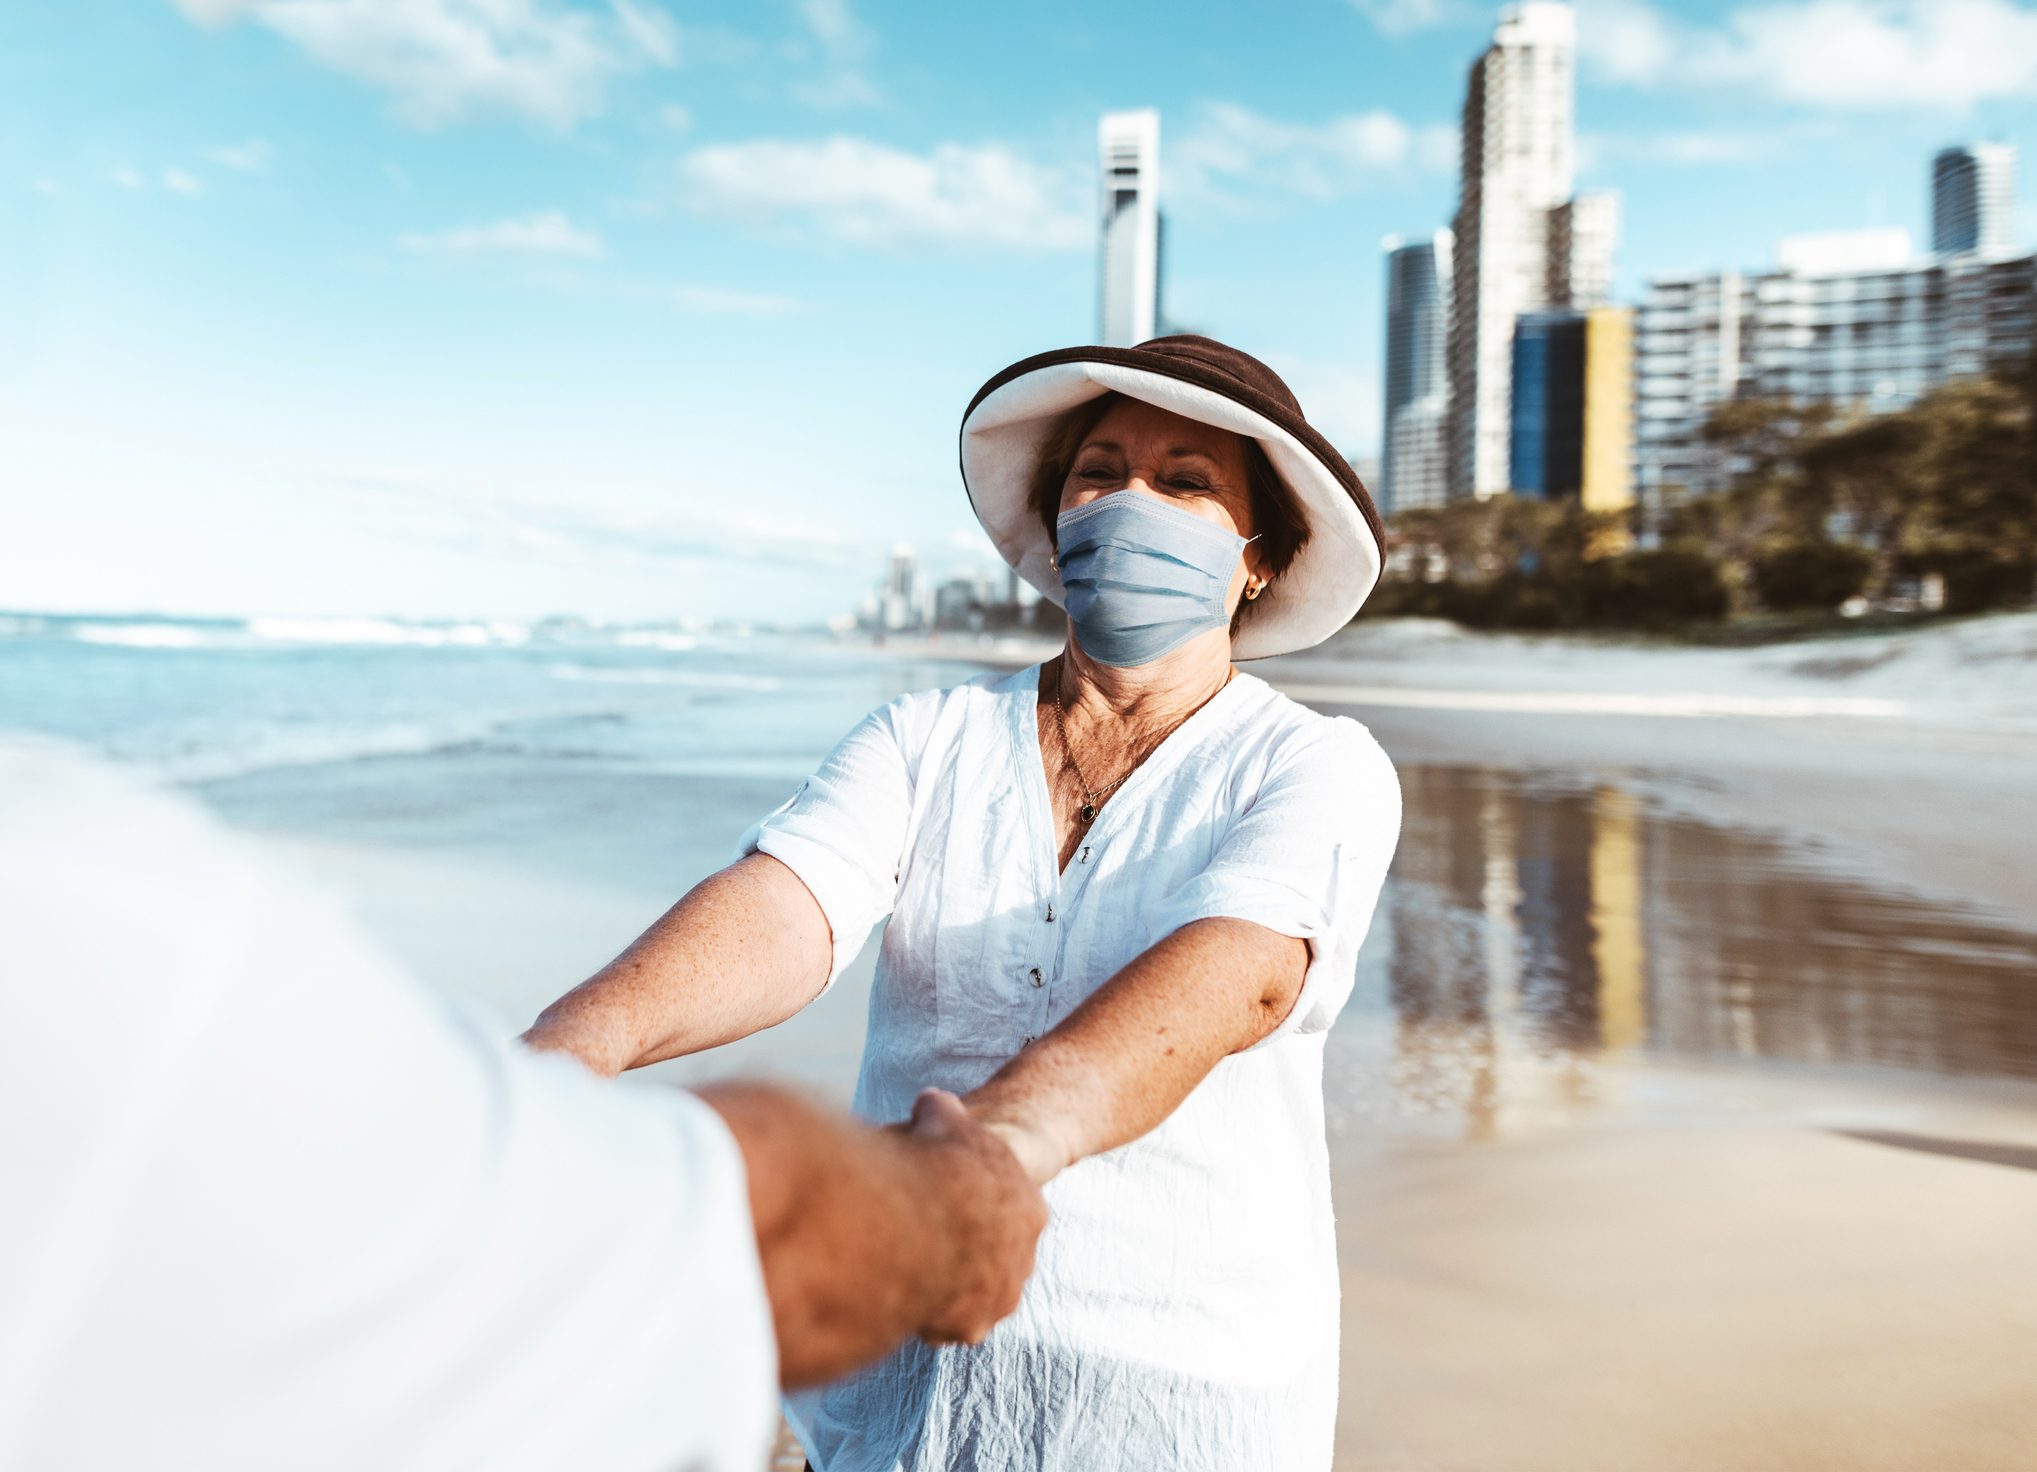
4, 0, 2036, 624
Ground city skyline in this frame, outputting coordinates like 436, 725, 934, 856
6, 1, 2037, 623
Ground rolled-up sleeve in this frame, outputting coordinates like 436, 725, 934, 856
734, 698, 916, 991
1148, 716, 1402, 1049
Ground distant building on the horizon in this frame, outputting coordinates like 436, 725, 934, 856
1933, 142, 2017, 259
1098, 109, 1163, 347
1380, 230, 1453, 515
1635, 153, 2036, 522
1446, 2, 1620, 500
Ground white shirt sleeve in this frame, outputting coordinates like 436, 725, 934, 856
733, 696, 917, 991
0, 744, 778, 1472
1145, 716, 1402, 1049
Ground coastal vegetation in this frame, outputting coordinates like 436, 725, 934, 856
1367, 356, 2037, 636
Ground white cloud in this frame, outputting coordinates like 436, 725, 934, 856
656, 100, 692, 129
162, 167, 206, 196
169, 0, 681, 129
675, 135, 1087, 248
1344, 0, 1475, 35
1578, 128, 1771, 170
208, 138, 276, 171
110, 166, 147, 189
32, 179, 61, 197
398, 209, 606, 258
1574, 0, 1680, 85
789, 0, 880, 109
1172, 102, 1457, 212
337, 474, 868, 573
1578, 0, 2037, 109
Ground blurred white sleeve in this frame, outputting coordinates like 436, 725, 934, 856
0, 743, 776, 1472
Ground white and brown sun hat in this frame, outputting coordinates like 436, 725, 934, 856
958, 334, 1386, 660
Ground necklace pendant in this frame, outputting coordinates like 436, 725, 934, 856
1079, 802, 1097, 824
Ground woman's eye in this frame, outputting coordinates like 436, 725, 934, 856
1166, 477, 1211, 492
1078, 465, 1118, 480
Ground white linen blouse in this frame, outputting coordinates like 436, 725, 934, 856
743, 662, 1402, 1472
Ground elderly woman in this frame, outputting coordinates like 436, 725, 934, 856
524, 335, 1401, 1471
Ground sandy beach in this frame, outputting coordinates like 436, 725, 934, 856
232, 612, 2037, 1472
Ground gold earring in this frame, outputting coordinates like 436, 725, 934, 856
1245, 581, 1263, 600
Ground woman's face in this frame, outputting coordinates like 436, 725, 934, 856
1058, 399, 1267, 610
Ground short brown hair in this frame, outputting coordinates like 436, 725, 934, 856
1026, 391, 1311, 634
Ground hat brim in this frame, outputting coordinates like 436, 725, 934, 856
959, 348, 1383, 661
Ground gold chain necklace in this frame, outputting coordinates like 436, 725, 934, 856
1047, 664, 1233, 825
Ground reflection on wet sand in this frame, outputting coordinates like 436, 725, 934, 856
1337, 765, 2037, 1141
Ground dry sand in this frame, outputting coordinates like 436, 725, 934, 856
1332, 1061, 2037, 1472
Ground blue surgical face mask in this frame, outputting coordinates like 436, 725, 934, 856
1054, 492, 1254, 668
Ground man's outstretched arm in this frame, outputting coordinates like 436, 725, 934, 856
694, 1083, 1047, 1389
522, 852, 832, 1076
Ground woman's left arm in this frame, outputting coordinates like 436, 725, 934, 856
965, 718, 1401, 1184
963, 918, 1308, 1183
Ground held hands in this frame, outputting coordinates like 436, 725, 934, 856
895, 1089, 1049, 1346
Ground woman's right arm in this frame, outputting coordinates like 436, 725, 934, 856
520, 851, 832, 1076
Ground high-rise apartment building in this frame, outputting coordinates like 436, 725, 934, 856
1098, 109, 1163, 347
1447, 3, 1618, 500
1548, 190, 1619, 309
1380, 230, 1453, 514
1635, 235, 2036, 517
1508, 306, 1632, 512
1933, 142, 2017, 259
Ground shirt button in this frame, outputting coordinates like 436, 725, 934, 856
1045, 902, 1056, 922
1029, 966, 1044, 988
1022, 1034, 1037, 1046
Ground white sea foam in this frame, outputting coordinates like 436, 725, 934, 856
244, 617, 531, 648
612, 630, 700, 652
71, 623, 211, 649
543, 663, 781, 692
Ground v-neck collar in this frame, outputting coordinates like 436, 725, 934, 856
1004, 661, 1260, 880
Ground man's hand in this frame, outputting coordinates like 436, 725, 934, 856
894, 1089, 1048, 1345
697, 1082, 1046, 1388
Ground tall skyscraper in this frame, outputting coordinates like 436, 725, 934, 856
1933, 142, 2017, 258
1380, 230, 1453, 515
1098, 109, 1162, 347
1446, 3, 1617, 501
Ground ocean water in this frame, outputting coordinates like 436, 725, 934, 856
9, 609, 2037, 1139
0, 611, 996, 787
